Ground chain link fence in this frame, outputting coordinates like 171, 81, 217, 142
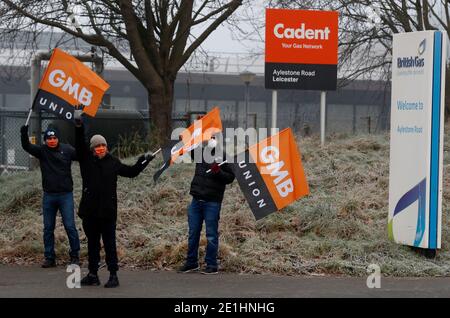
0, 108, 191, 174
276, 103, 390, 137
0, 108, 30, 174
0, 102, 390, 174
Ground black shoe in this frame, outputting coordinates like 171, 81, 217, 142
69, 256, 80, 266
41, 259, 56, 268
81, 273, 100, 286
177, 263, 200, 273
104, 274, 119, 288
201, 266, 218, 275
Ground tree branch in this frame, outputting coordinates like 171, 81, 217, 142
119, 0, 161, 88
176, 0, 242, 71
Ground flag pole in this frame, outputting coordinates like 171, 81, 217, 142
152, 148, 162, 156
142, 148, 161, 165
25, 90, 40, 126
24, 108, 33, 126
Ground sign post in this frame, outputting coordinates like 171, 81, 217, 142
388, 31, 446, 251
320, 91, 326, 146
265, 8, 338, 142
271, 90, 278, 136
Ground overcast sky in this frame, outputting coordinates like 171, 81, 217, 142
196, 1, 266, 54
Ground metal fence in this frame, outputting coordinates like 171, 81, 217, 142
0, 109, 30, 174
0, 102, 390, 174
276, 103, 390, 136
0, 108, 192, 173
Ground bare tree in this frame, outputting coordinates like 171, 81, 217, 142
0, 0, 244, 140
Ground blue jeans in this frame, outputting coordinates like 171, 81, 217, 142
42, 192, 80, 260
186, 198, 221, 268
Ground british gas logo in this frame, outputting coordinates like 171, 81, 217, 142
397, 56, 425, 69
397, 39, 426, 69
273, 23, 331, 40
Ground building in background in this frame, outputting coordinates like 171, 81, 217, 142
0, 31, 391, 171
0, 65, 391, 132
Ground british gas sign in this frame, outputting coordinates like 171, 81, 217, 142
34, 48, 110, 121
389, 31, 446, 250
265, 9, 338, 90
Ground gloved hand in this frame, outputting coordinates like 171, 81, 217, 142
144, 152, 156, 162
210, 162, 220, 174
20, 125, 29, 135
74, 104, 84, 127
138, 154, 147, 165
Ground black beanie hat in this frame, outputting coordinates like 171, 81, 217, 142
44, 128, 59, 140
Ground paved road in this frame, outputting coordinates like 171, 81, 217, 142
1, 265, 450, 298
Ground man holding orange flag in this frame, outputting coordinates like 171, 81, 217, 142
20, 124, 80, 268
178, 130, 235, 274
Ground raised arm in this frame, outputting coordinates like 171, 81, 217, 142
68, 144, 78, 162
75, 124, 89, 161
20, 125, 41, 158
118, 154, 153, 178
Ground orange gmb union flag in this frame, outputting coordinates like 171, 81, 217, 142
153, 107, 223, 182
232, 128, 309, 220
175, 107, 223, 162
33, 48, 110, 121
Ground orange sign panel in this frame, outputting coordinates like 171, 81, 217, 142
265, 9, 339, 90
266, 8, 338, 65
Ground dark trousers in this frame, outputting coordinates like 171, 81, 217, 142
186, 198, 221, 268
42, 192, 80, 260
82, 217, 118, 274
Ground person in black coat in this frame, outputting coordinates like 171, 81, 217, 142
20, 125, 80, 268
75, 122, 154, 288
178, 136, 235, 274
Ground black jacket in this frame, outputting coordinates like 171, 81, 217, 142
189, 150, 235, 203
21, 127, 77, 193
75, 125, 149, 220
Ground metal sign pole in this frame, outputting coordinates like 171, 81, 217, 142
272, 90, 278, 136
320, 91, 327, 146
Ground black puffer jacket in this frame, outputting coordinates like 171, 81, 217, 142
189, 151, 235, 203
21, 126, 77, 193
75, 125, 149, 220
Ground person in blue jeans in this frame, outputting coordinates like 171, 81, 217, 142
178, 137, 235, 274
21, 125, 80, 268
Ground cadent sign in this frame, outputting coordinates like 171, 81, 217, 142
265, 9, 338, 90
388, 31, 446, 250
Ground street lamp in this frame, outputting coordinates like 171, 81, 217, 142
239, 70, 256, 130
